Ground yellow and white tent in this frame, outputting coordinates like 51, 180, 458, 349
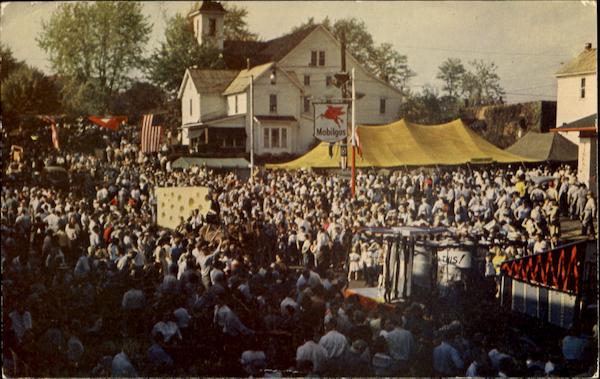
267, 119, 533, 169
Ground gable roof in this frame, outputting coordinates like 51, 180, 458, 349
222, 62, 304, 96
222, 62, 274, 95
555, 47, 597, 77
222, 25, 321, 70
178, 68, 238, 98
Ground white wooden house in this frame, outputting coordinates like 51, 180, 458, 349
178, 1, 403, 156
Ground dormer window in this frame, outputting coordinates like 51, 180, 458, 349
208, 18, 217, 36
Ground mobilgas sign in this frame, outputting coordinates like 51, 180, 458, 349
314, 103, 348, 143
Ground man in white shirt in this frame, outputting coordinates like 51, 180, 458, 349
319, 318, 348, 364
296, 332, 328, 375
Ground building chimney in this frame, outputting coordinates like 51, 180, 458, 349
585, 42, 592, 50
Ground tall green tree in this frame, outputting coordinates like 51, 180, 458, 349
330, 18, 375, 66
0, 44, 26, 83
369, 43, 415, 92
460, 60, 504, 106
146, 13, 225, 99
111, 81, 165, 124
1, 65, 60, 130
223, 3, 259, 41
37, 2, 151, 113
436, 58, 466, 98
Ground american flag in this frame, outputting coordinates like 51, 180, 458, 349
140, 114, 163, 153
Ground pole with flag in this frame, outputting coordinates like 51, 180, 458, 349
250, 74, 255, 182
351, 68, 356, 198
140, 114, 164, 154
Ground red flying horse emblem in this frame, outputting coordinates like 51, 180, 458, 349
318, 105, 346, 128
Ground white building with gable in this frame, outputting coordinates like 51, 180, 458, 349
178, 1, 403, 157
552, 43, 597, 193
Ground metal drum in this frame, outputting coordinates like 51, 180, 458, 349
436, 240, 475, 291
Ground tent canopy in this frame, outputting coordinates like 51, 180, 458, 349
172, 157, 250, 169
505, 131, 578, 162
267, 119, 532, 169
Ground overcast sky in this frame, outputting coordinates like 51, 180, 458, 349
1, 1, 597, 103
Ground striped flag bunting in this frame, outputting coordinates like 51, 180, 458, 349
141, 114, 163, 154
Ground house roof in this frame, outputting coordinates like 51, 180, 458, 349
178, 69, 238, 98
256, 115, 297, 122
222, 62, 274, 95
189, 1, 226, 17
222, 25, 321, 70
189, 69, 238, 92
555, 47, 597, 77
172, 157, 249, 170
505, 131, 578, 162
550, 113, 597, 132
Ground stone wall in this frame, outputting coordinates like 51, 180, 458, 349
460, 101, 556, 148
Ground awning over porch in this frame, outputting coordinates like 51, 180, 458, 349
172, 157, 250, 169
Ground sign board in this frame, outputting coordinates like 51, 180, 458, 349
437, 248, 473, 288
314, 103, 348, 143
156, 187, 210, 230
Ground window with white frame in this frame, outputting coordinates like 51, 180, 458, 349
319, 51, 325, 66
310, 51, 317, 66
281, 128, 288, 148
189, 99, 193, 116
580, 77, 586, 99
379, 98, 386, 114
269, 94, 277, 113
263, 127, 288, 150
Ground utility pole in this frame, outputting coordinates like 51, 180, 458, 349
340, 31, 348, 170
250, 74, 254, 182
247, 58, 254, 182
351, 67, 356, 198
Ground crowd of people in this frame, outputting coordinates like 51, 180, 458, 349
2, 124, 598, 377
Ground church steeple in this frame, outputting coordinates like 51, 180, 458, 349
189, 1, 227, 50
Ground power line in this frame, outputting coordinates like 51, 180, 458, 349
505, 83, 556, 92
393, 44, 571, 58
504, 92, 556, 98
